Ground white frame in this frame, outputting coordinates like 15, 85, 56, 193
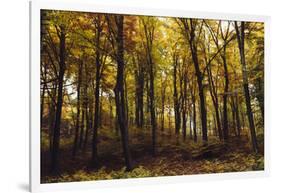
29, 0, 271, 192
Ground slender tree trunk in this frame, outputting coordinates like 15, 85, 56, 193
72, 61, 83, 157
135, 69, 140, 127
79, 106, 85, 148
182, 72, 188, 141
206, 55, 223, 141
139, 79, 144, 128
189, 109, 193, 139
235, 21, 258, 153
192, 92, 197, 142
235, 94, 241, 137
142, 18, 157, 155
149, 61, 157, 155
83, 100, 90, 150
48, 96, 55, 155
230, 96, 237, 136
146, 78, 150, 126
114, 15, 133, 170
109, 97, 113, 127
124, 74, 129, 127
173, 56, 181, 136
161, 80, 166, 131
92, 17, 102, 166
51, 26, 66, 173
222, 47, 229, 141
41, 83, 46, 129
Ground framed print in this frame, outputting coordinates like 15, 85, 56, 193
30, 0, 270, 192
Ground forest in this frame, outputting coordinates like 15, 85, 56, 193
40, 10, 264, 183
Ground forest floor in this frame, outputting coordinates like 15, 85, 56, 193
41, 126, 264, 183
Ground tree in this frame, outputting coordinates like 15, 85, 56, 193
141, 17, 157, 155
179, 18, 208, 142
173, 52, 181, 136
92, 15, 103, 167
234, 21, 258, 153
107, 15, 133, 170
204, 21, 233, 141
51, 24, 67, 172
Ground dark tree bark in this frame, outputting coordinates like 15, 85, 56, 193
84, 92, 92, 151
51, 25, 66, 173
160, 77, 167, 131
181, 65, 188, 141
47, 98, 55, 154
92, 16, 102, 166
134, 68, 140, 127
235, 21, 258, 153
139, 78, 144, 129
124, 74, 129, 125
109, 15, 133, 170
235, 94, 241, 137
99, 88, 103, 128
191, 84, 197, 142
79, 103, 85, 149
145, 77, 150, 126
40, 82, 46, 130
173, 54, 181, 136
83, 82, 90, 151
222, 47, 229, 141
230, 96, 237, 136
79, 69, 88, 149
189, 109, 193, 139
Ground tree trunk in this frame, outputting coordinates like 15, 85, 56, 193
40, 83, 46, 129
161, 79, 166, 132
222, 47, 229, 141
79, 106, 85, 148
51, 26, 66, 173
92, 17, 102, 166
173, 55, 181, 136
149, 60, 157, 155
142, 18, 157, 155
72, 61, 83, 157
83, 97, 90, 151
114, 15, 133, 170
182, 71, 188, 141
235, 21, 258, 153
192, 91, 197, 142
235, 95, 241, 137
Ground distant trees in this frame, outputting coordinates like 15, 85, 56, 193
40, 10, 264, 172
